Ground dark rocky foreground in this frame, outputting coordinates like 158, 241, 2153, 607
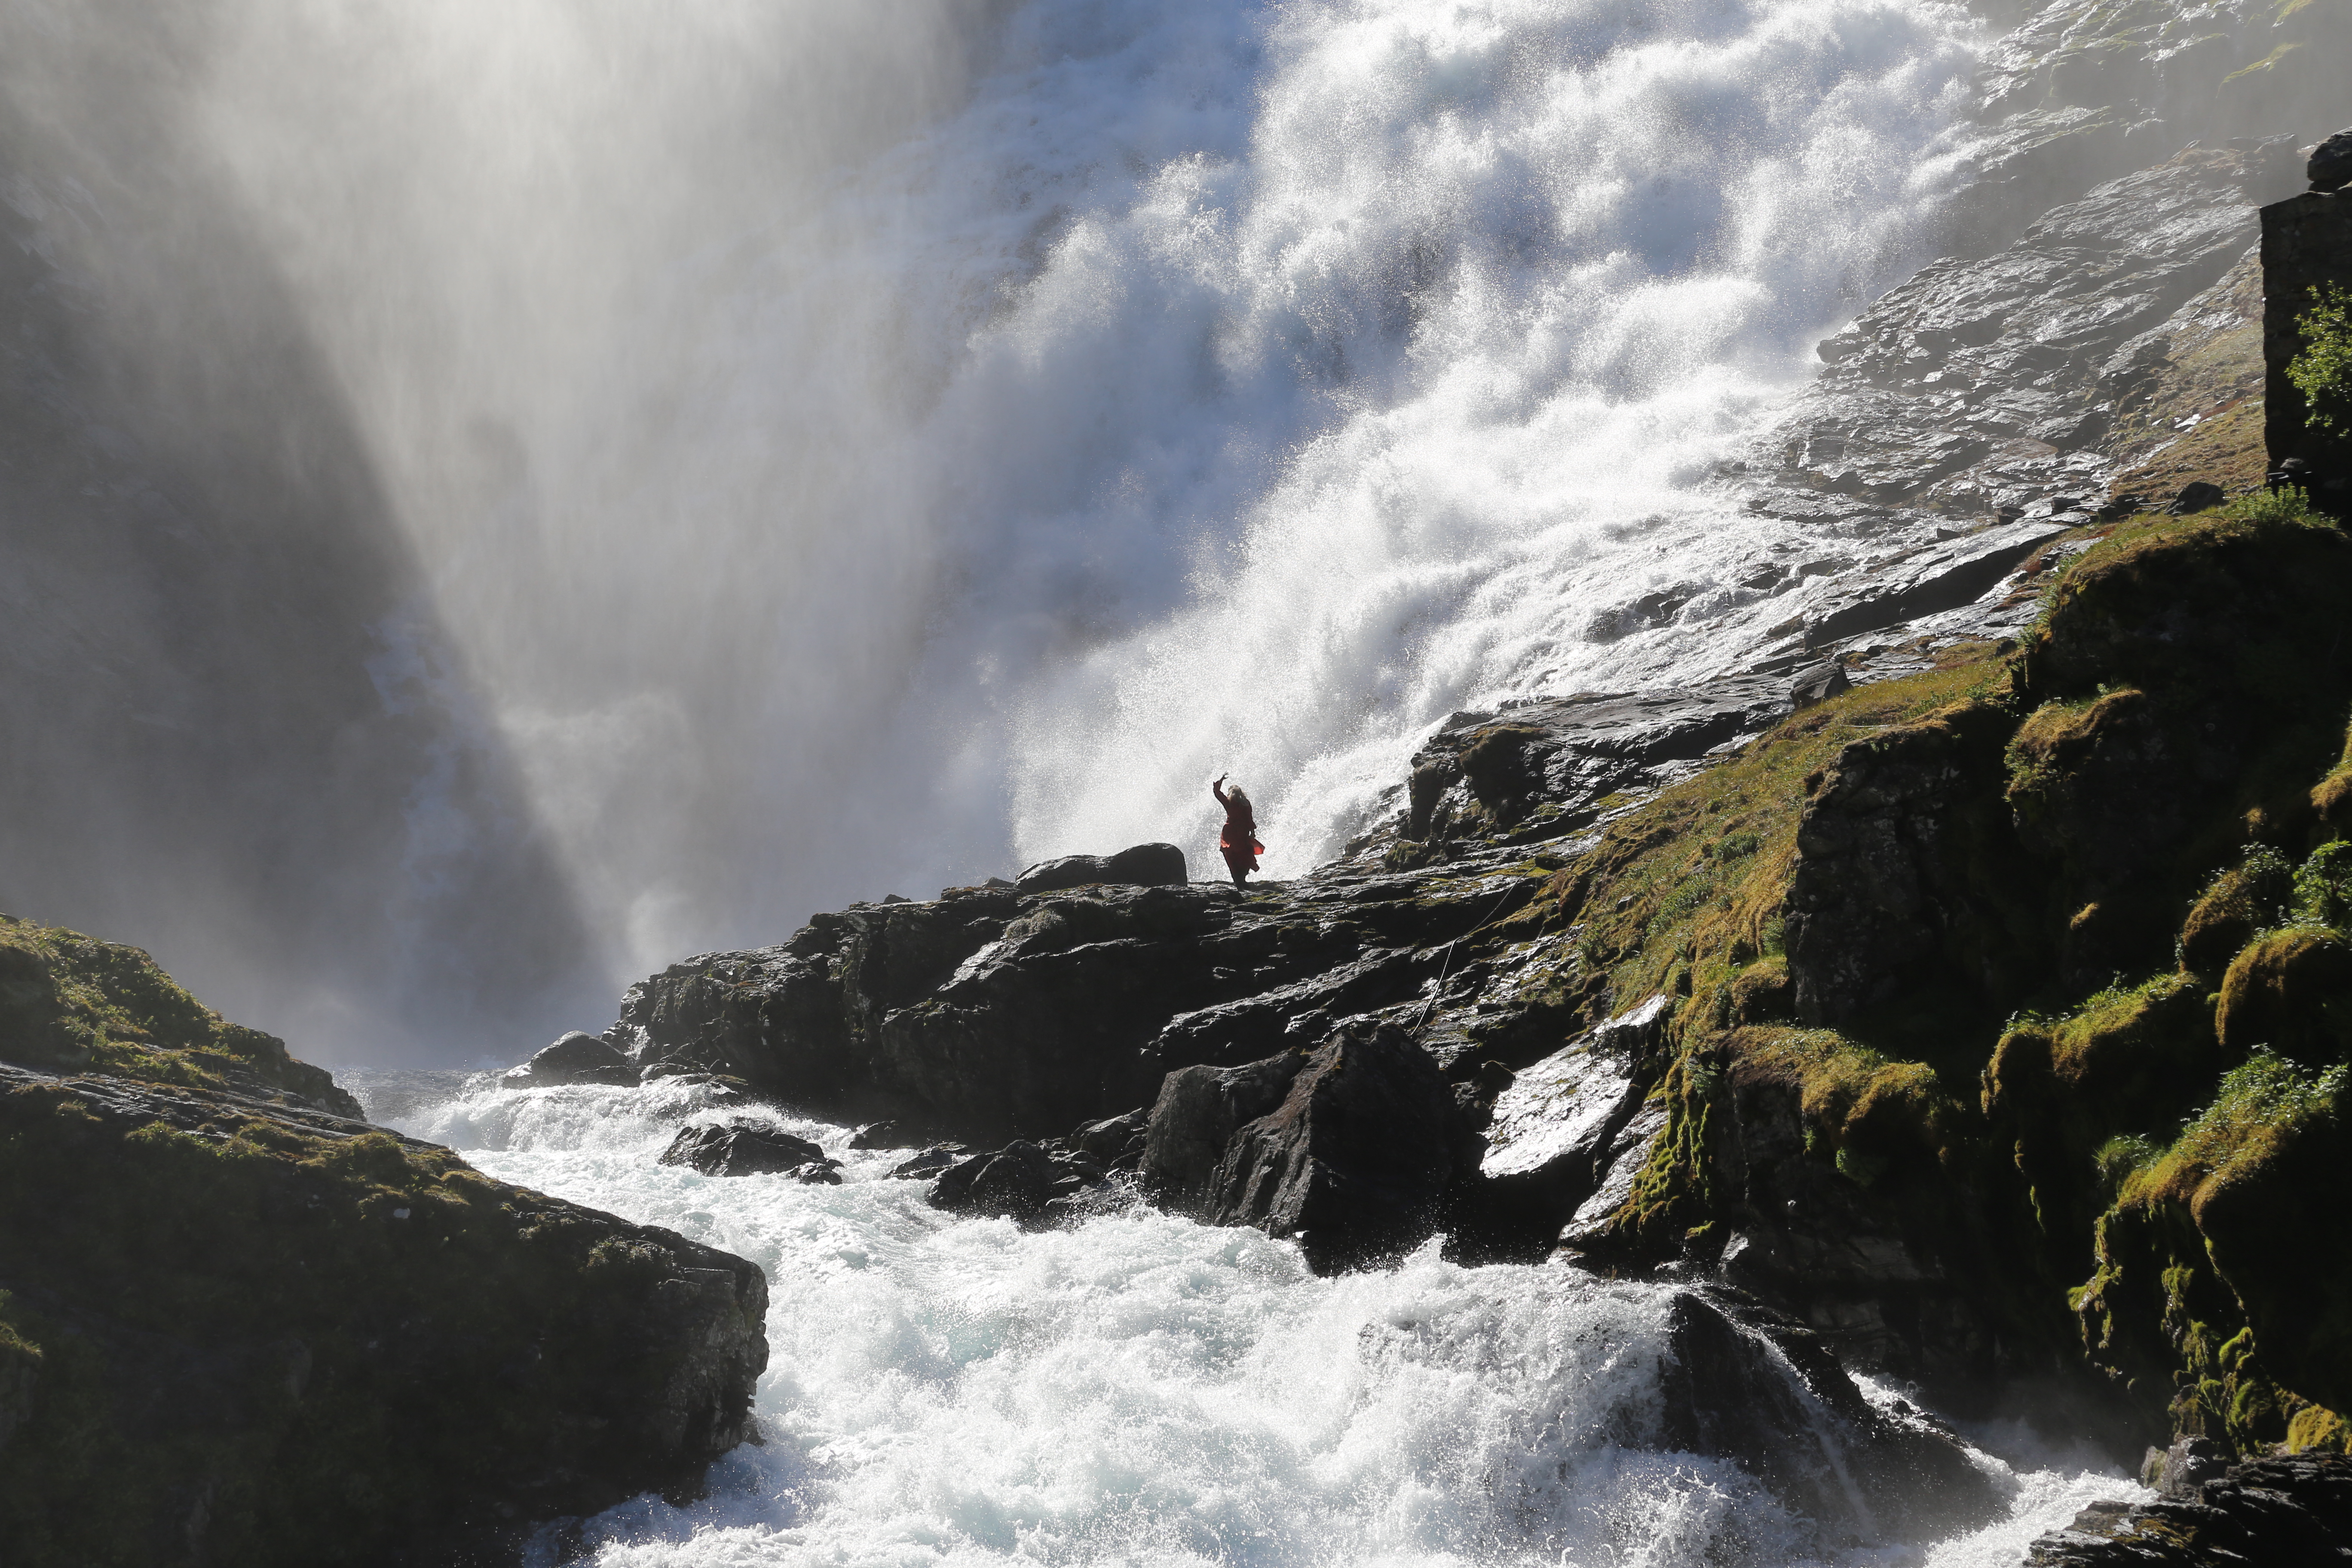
2028, 1447, 2352, 1564
0, 923, 768, 1565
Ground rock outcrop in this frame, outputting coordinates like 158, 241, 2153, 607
0, 915, 361, 1119
2261, 153, 2352, 503
1660, 1290, 2003, 1544
659, 1120, 837, 1179
2026, 1452, 2352, 1565
1015, 842, 1188, 894
1139, 1022, 1476, 1270
501, 1029, 639, 1090
584, 859, 1562, 1144
0, 1063, 768, 1566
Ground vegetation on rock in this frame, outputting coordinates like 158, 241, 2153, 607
0, 922, 771, 1565
2289, 285, 2352, 438
0, 914, 359, 1116
1531, 490, 2352, 1453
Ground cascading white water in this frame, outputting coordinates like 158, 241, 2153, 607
356, 1073, 2139, 1566
166, 0, 1987, 1016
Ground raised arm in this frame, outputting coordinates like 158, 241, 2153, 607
1211, 774, 1229, 808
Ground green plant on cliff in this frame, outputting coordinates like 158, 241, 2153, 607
2288, 286, 2352, 438
2129, 1049, 2347, 1208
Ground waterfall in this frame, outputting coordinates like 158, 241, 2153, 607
2, 0, 1987, 1055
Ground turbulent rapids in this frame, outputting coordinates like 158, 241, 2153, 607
352, 1072, 2128, 1566
9, 0, 2352, 1560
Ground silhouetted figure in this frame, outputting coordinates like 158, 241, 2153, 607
1211, 774, 1263, 888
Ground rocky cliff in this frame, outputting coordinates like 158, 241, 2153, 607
0, 919, 769, 1566
536, 97, 2352, 1565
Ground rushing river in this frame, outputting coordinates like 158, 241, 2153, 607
349, 1072, 2138, 1568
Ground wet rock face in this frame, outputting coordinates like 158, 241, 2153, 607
1175, 1022, 1475, 1271
1757, 142, 2297, 539
1402, 681, 1794, 850
1476, 998, 1658, 1203
2026, 1452, 2352, 1565
0, 1065, 768, 1565
1660, 1291, 2003, 1544
595, 856, 1560, 1144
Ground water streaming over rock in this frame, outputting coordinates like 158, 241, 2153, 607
3, 0, 2002, 1051
355, 1072, 2138, 1566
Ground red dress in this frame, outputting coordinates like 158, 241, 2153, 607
1215, 787, 1263, 878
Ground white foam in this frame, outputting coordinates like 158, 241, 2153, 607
353, 1075, 2140, 1567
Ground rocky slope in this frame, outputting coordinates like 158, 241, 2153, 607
0, 920, 770, 1566
521, 96, 2352, 1565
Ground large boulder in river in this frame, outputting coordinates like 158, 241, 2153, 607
660, 1120, 831, 1177
1015, 842, 1188, 894
500, 1030, 637, 1090
1660, 1290, 2003, 1544
1142, 1021, 1473, 1271
0, 1062, 767, 1564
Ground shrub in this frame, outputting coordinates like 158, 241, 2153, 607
2288, 285, 2352, 439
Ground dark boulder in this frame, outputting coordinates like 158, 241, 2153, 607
1015, 843, 1188, 894
2165, 480, 2226, 514
1659, 1291, 2003, 1544
848, 1121, 912, 1149
928, 1140, 1060, 1221
659, 1121, 830, 1177
1789, 662, 1850, 709
501, 1031, 637, 1091
1070, 1108, 1149, 1167
887, 1145, 965, 1179
1146, 1022, 1473, 1271
2311, 128, 2352, 194
1139, 1048, 1312, 1214
0, 1064, 767, 1563
2025, 1452, 2352, 1565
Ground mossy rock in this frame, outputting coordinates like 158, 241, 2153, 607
2216, 928, 2352, 1065
0, 915, 357, 1117
2027, 506, 2352, 710
0, 1068, 767, 1566
2316, 765, 2352, 836
2182, 848, 2297, 976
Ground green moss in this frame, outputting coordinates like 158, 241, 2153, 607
2181, 846, 2295, 975
0, 914, 345, 1110
2293, 839, 2352, 929
2128, 1049, 2346, 1209
2214, 928, 2352, 1065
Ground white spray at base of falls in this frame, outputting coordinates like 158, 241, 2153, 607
162, 0, 1989, 1018
357, 1073, 2144, 1567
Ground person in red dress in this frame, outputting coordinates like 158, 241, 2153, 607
1211, 774, 1264, 888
